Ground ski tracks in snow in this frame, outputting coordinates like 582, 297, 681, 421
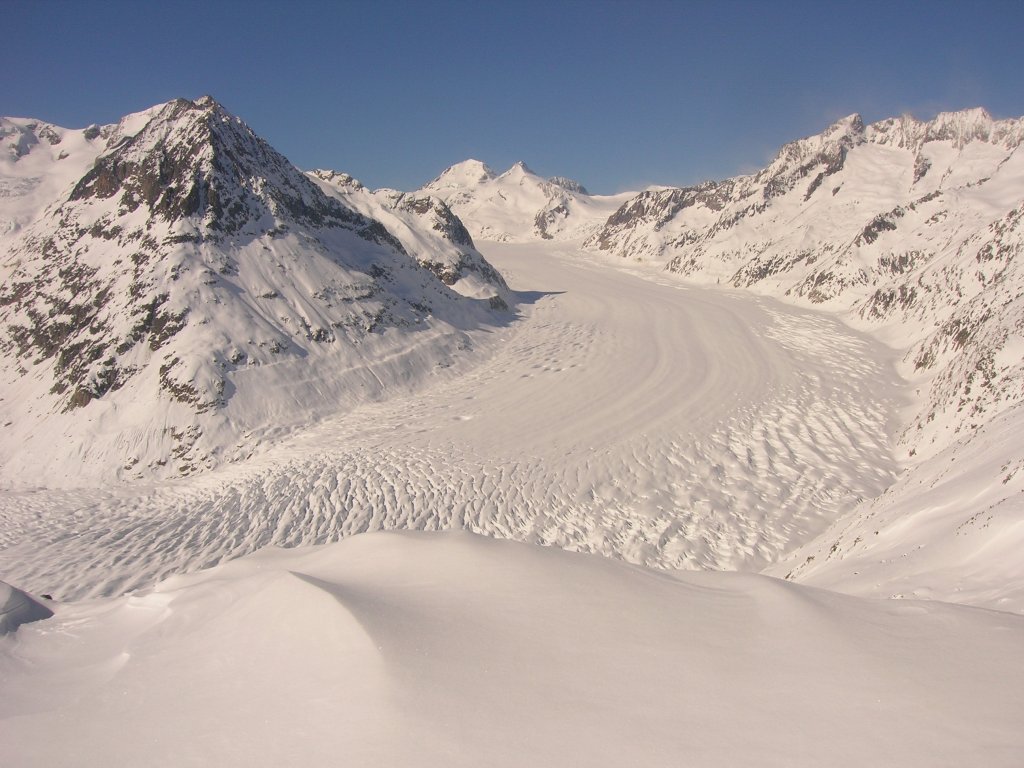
0, 244, 905, 598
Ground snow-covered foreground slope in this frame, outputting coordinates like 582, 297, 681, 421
3, 531, 1022, 768
0, 243, 904, 601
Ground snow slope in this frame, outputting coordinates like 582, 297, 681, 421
0, 98, 509, 485
0, 243, 905, 602
768, 401, 1024, 610
421, 159, 633, 243
2, 532, 1022, 767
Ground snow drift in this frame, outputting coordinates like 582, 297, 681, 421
2, 531, 1021, 767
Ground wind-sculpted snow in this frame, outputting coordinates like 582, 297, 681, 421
0, 244, 902, 600
4, 532, 1023, 767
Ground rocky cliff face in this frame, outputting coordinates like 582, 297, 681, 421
0, 98, 509, 483
588, 109, 1024, 459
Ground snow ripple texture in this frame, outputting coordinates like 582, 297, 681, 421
0, 244, 904, 599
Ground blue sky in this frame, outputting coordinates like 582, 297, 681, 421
4, 0, 1023, 193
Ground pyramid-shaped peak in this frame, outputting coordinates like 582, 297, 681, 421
66, 96, 388, 242
820, 113, 866, 139
193, 94, 220, 109
504, 160, 536, 176
424, 159, 497, 190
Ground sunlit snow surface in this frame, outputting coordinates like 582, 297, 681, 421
0, 244, 903, 599
2, 243, 1023, 765
2, 532, 1023, 767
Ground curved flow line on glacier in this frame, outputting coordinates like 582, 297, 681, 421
0, 243, 907, 599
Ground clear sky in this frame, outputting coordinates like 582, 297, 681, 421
4, 0, 1023, 194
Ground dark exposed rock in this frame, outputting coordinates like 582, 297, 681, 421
69, 98, 403, 250
394, 194, 475, 247
417, 252, 507, 289
535, 203, 569, 239
913, 153, 932, 183
855, 209, 904, 246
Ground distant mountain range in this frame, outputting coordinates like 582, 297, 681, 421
420, 159, 633, 243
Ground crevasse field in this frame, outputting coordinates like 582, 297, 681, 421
3, 242, 1022, 766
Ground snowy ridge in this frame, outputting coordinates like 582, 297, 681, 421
1, 116, 105, 245
0, 98, 509, 484
421, 158, 632, 243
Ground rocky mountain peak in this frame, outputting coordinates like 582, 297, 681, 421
767, 113, 866, 172
0, 98, 511, 480
309, 168, 365, 190
66, 96, 396, 246
924, 107, 1000, 148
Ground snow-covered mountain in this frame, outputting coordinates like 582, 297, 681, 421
588, 109, 1024, 452
583, 108, 1024, 606
420, 159, 633, 243
0, 97, 508, 484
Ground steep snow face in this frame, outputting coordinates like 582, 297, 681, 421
0, 98, 509, 484
0, 581, 52, 635
3, 532, 1023, 767
421, 159, 632, 243
589, 108, 1024, 459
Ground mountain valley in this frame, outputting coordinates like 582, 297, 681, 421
2, 97, 1023, 766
